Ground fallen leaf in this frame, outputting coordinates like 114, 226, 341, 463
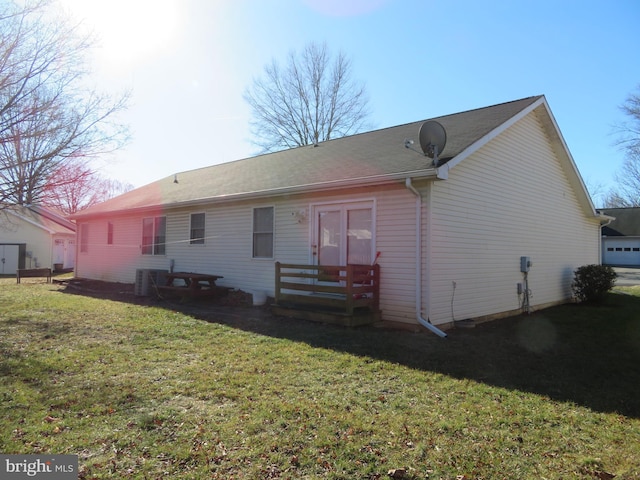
594, 471, 616, 480
388, 467, 406, 478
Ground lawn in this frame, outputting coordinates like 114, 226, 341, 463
1, 278, 639, 479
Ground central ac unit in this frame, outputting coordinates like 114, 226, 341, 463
134, 269, 168, 296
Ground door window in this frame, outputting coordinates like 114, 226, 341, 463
314, 202, 374, 267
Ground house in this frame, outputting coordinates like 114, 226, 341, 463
598, 207, 640, 266
0, 205, 76, 274
71, 96, 607, 331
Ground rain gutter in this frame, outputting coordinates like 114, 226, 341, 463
405, 177, 448, 338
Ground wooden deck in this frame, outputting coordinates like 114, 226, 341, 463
272, 262, 381, 327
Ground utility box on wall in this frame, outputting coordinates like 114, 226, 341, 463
520, 256, 531, 272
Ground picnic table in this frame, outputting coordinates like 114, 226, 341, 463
156, 272, 229, 299
17, 268, 52, 283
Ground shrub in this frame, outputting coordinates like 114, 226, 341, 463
571, 264, 617, 303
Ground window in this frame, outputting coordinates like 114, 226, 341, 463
142, 216, 166, 255
107, 222, 114, 245
607, 247, 614, 252
633, 248, 640, 252
79, 223, 89, 253
624, 248, 632, 252
253, 207, 274, 258
190, 213, 205, 245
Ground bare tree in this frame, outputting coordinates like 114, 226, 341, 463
606, 85, 640, 207
244, 42, 371, 152
602, 151, 640, 207
0, 1, 129, 209
42, 159, 133, 215
617, 86, 640, 156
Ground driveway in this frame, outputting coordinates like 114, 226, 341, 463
614, 267, 640, 286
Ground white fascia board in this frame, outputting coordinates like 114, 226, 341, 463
437, 96, 546, 176
535, 98, 599, 216
436, 96, 599, 219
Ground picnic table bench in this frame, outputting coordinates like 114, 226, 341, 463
17, 268, 52, 283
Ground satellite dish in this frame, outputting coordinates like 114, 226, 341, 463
418, 120, 447, 165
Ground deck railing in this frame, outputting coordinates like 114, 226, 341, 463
274, 262, 380, 315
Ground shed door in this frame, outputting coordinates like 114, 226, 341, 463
54, 239, 65, 264
65, 240, 76, 269
0, 245, 20, 274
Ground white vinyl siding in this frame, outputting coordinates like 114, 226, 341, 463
427, 110, 600, 325
73, 108, 600, 327
72, 189, 420, 324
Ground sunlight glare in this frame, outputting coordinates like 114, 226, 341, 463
58, 0, 183, 73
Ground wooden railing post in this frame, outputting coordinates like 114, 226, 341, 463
372, 264, 380, 310
275, 261, 281, 305
346, 264, 354, 315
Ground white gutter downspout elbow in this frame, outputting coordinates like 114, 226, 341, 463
405, 178, 448, 338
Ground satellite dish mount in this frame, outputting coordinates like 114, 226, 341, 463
418, 120, 447, 167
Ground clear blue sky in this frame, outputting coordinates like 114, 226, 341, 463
58, 0, 640, 205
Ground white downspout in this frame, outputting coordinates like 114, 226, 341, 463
405, 178, 448, 338
599, 215, 614, 265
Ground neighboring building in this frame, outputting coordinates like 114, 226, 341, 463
0, 205, 76, 274
598, 207, 640, 267
71, 96, 607, 329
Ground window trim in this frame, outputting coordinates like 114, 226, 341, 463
79, 223, 89, 253
310, 198, 376, 266
189, 212, 206, 245
252, 206, 274, 259
107, 221, 114, 245
141, 216, 167, 256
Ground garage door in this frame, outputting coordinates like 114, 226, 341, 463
603, 238, 640, 266
0, 244, 20, 274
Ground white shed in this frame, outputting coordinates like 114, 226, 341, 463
0, 205, 76, 273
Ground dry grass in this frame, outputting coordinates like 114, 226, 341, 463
1, 278, 639, 479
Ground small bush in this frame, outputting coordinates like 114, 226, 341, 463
572, 264, 617, 303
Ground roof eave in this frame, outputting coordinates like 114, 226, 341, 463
71, 168, 439, 219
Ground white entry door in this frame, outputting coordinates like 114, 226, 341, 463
65, 240, 76, 269
0, 245, 20, 274
312, 201, 374, 268
54, 239, 65, 264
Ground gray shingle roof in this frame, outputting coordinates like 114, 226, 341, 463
598, 208, 640, 236
5, 205, 76, 234
74, 96, 542, 217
